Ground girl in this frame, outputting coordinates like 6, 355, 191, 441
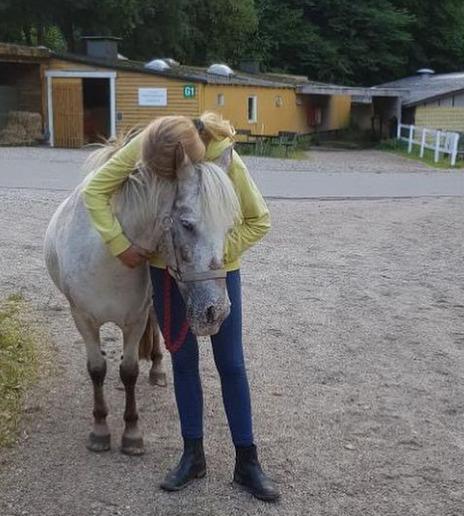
82, 113, 280, 502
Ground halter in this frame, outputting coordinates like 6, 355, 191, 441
160, 213, 227, 355
160, 214, 227, 283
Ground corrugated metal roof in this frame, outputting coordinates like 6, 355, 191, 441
378, 72, 464, 107
52, 52, 298, 89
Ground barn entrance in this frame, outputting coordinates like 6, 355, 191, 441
46, 70, 116, 148
83, 78, 110, 144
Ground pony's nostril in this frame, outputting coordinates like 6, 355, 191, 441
206, 306, 216, 324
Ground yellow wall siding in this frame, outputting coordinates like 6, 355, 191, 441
49, 59, 201, 133
327, 96, 351, 129
415, 106, 464, 132
203, 85, 310, 135
116, 71, 200, 133
47, 59, 352, 137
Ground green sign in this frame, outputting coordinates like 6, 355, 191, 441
183, 85, 196, 98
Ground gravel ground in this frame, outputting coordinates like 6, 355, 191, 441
245, 148, 443, 173
0, 181, 463, 515
1, 145, 445, 174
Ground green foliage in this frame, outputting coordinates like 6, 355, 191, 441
1, 0, 464, 84
0, 294, 37, 447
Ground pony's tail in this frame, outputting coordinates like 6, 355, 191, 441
82, 126, 144, 177
138, 307, 159, 361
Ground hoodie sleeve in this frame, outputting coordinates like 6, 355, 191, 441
82, 132, 143, 256
224, 151, 271, 264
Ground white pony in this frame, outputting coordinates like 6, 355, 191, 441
44, 140, 240, 455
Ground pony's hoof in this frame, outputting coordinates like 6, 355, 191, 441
149, 370, 167, 387
87, 432, 111, 452
121, 436, 145, 456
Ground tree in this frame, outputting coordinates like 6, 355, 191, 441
249, 0, 413, 85
393, 0, 464, 74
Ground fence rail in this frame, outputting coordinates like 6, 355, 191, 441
397, 123, 460, 166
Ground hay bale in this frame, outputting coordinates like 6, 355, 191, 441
0, 111, 43, 146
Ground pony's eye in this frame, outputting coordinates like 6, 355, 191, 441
181, 220, 194, 232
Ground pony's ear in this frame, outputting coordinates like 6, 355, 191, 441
175, 142, 194, 180
215, 145, 234, 173
175, 141, 193, 178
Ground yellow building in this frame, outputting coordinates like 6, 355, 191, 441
1, 39, 401, 148
38, 37, 356, 147
380, 69, 464, 133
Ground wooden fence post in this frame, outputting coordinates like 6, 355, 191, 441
451, 133, 459, 166
420, 128, 427, 158
434, 131, 441, 162
408, 125, 414, 153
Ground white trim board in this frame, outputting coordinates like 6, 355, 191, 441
45, 70, 117, 79
46, 71, 117, 146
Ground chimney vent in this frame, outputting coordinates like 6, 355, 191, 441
81, 36, 122, 61
416, 68, 435, 78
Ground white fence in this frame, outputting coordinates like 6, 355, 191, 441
397, 123, 460, 166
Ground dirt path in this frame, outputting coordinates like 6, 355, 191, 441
0, 188, 463, 516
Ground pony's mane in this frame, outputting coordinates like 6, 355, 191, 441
115, 162, 242, 239
196, 162, 242, 233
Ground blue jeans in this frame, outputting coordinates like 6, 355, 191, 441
151, 267, 254, 447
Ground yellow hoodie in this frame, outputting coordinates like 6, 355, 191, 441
82, 132, 270, 272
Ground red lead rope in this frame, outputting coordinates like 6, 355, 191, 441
163, 269, 190, 353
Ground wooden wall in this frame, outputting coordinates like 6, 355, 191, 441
202, 84, 311, 135
415, 105, 464, 132
49, 59, 201, 134
116, 70, 200, 133
0, 62, 43, 114
47, 58, 353, 141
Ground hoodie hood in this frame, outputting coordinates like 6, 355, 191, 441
204, 137, 234, 162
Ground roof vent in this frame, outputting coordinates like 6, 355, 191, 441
416, 68, 435, 78
163, 58, 179, 67
207, 64, 234, 77
145, 59, 171, 71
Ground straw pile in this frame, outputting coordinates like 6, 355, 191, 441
0, 111, 43, 146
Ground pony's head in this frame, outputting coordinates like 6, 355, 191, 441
157, 143, 240, 336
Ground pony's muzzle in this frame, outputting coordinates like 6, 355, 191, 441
187, 299, 231, 336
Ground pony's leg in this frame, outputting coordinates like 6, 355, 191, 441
149, 322, 167, 387
71, 309, 110, 452
120, 321, 145, 456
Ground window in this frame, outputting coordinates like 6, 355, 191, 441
247, 96, 257, 123
275, 95, 283, 107
217, 93, 224, 106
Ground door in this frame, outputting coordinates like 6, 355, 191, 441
52, 78, 84, 148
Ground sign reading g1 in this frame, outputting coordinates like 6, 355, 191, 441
183, 85, 196, 98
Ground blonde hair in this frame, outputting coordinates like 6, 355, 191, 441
141, 116, 206, 179
198, 111, 236, 141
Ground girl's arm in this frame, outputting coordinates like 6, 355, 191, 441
224, 151, 271, 264
82, 132, 144, 256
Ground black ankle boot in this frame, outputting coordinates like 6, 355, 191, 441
233, 444, 280, 502
160, 438, 206, 491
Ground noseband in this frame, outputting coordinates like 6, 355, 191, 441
161, 215, 227, 283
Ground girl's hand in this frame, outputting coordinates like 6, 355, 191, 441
117, 245, 149, 268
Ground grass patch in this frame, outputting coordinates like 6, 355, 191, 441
378, 139, 464, 169
0, 294, 38, 447
235, 142, 306, 160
